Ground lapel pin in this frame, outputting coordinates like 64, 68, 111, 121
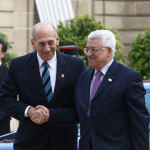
61, 74, 64, 78
108, 78, 112, 82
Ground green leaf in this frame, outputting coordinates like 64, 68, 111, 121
128, 30, 150, 79
0, 33, 17, 66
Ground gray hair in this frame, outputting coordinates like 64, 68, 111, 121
88, 30, 116, 56
32, 22, 57, 41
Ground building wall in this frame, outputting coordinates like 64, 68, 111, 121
72, 0, 150, 58
72, 0, 92, 17
0, 0, 34, 56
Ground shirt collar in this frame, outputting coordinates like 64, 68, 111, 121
95, 59, 114, 75
0, 62, 1, 66
37, 51, 57, 70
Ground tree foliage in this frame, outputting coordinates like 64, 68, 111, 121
0, 33, 17, 66
57, 14, 124, 67
128, 30, 150, 80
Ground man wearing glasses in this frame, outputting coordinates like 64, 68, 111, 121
75, 30, 149, 150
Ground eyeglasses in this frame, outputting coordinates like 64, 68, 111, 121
84, 47, 107, 54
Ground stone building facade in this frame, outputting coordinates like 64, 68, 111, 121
0, 0, 34, 56
0, 0, 150, 131
72, 0, 150, 56
0, 0, 150, 57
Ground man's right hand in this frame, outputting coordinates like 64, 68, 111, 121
27, 106, 49, 124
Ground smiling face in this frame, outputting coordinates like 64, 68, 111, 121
86, 38, 113, 70
31, 23, 59, 61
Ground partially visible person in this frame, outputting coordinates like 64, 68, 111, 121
0, 22, 85, 150
0, 39, 11, 135
75, 30, 149, 150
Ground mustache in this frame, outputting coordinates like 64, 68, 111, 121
88, 56, 95, 59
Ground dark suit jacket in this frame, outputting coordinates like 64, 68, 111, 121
76, 60, 149, 150
0, 63, 8, 84
0, 50, 85, 150
0, 63, 11, 135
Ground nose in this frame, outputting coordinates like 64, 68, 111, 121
45, 43, 50, 51
86, 51, 92, 56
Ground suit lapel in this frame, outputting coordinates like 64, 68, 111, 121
49, 51, 66, 104
0, 64, 7, 75
84, 68, 95, 105
29, 51, 47, 103
0, 64, 8, 84
0, 65, 4, 78
93, 60, 119, 100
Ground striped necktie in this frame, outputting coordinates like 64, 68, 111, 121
42, 62, 53, 103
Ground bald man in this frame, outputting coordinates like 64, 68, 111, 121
0, 22, 85, 150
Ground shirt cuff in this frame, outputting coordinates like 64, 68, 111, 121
25, 106, 31, 117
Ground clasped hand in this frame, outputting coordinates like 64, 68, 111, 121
28, 105, 49, 124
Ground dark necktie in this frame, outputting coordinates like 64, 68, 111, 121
42, 62, 53, 103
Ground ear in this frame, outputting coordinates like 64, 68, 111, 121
1, 52, 5, 59
56, 35, 59, 46
107, 47, 112, 57
31, 39, 36, 49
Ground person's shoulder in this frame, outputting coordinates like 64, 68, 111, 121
9, 51, 36, 69
1, 63, 8, 71
117, 61, 140, 76
118, 62, 137, 72
78, 67, 92, 77
11, 51, 35, 63
1, 63, 8, 69
76, 68, 92, 84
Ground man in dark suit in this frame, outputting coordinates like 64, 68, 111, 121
0, 39, 11, 135
0, 22, 85, 150
75, 30, 149, 150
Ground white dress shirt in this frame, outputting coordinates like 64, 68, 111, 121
37, 52, 57, 93
25, 51, 57, 117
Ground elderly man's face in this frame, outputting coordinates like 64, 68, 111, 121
86, 38, 109, 70
31, 23, 59, 61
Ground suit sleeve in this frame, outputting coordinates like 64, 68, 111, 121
0, 60, 28, 122
125, 72, 149, 150
48, 59, 86, 127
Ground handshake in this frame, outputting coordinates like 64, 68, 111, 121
27, 105, 49, 124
